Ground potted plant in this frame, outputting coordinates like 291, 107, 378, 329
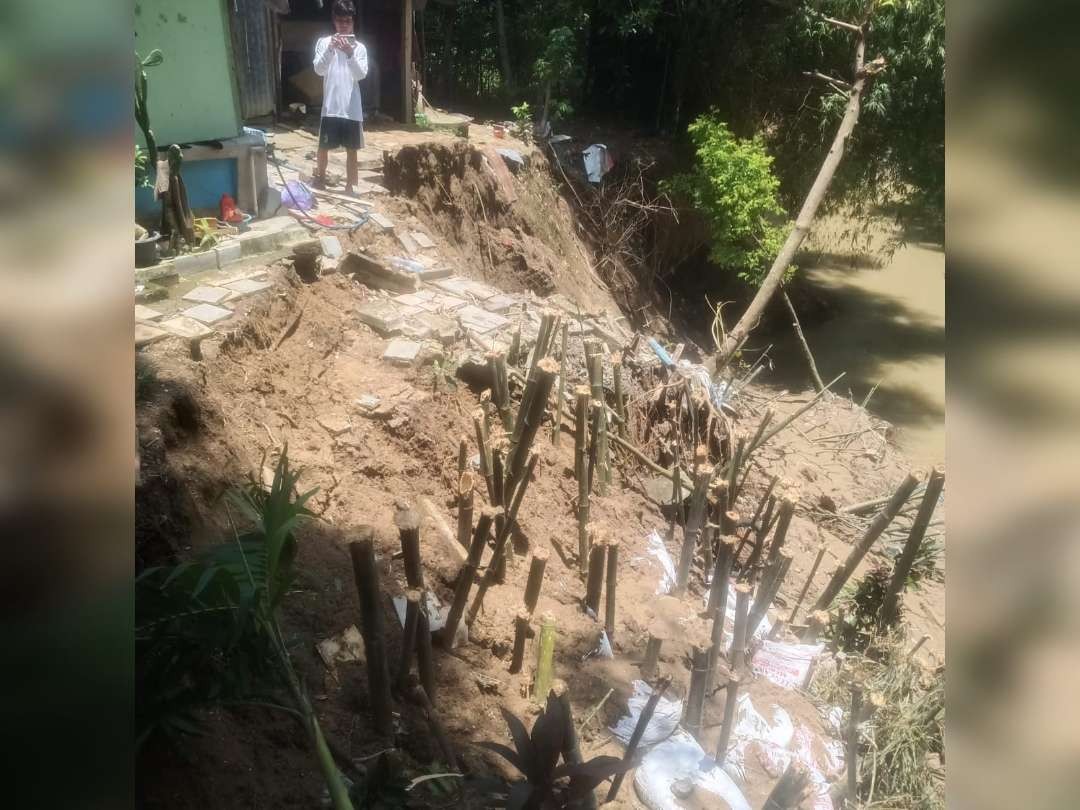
135, 144, 161, 267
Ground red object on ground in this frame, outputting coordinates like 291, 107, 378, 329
220, 193, 244, 223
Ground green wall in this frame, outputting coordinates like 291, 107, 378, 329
134, 0, 242, 145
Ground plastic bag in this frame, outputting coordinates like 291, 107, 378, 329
281, 179, 315, 211
646, 530, 677, 595
610, 680, 683, 748
751, 639, 824, 690
633, 730, 751, 810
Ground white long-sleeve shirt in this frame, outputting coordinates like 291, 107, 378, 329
313, 36, 368, 122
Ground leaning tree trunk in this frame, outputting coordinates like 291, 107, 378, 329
715, 12, 882, 368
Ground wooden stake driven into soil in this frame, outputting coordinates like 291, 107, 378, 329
395, 506, 424, 590
509, 609, 531, 674
763, 762, 812, 810
552, 322, 569, 446
612, 353, 627, 438
488, 351, 513, 433
507, 357, 559, 487
348, 532, 394, 735
707, 535, 737, 615
684, 645, 710, 740
456, 472, 474, 549
729, 583, 753, 673
715, 673, 741, 764
533, 612, 556, 701
584, 340, 610, 492
456, 435, 468, 494
604, 538, 619, 639
735, 474, 779, 561
550, 679, 592, 810
812, 469, 924, 612
584, 534, 606, 617
675, 453, 712, 595
466, 453, 540, 626
642, 633, 663, 678
748, 551, 794, 640
802, 609, 829, 645
415, 599, 437, 703
441, 508, 497, 649
879, 465, 945, 629
606, 675, 672, 803
746, 496, 777, 572
766, 496, 797, 566
789, 543, 827, 624
574, 386, 591, 576
473, 411, 496, 503
410, 684, 459, 772
523, 548, 549, 615
396, 589, 421, 692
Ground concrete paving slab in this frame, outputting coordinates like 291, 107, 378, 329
410, 231, 436, 249
135, 305, 164, 322
396, 231, 420, 254
136, 323, 168, 348
455, 304, 511, 334
481, 293, 518, 314
225, 278, 274, 296
356, 300, 418, 335
382, 339, 422, 365
369, 212, 394, 230
160, 315, 214, 340
320, 235, 344, 258
182, 303, 234, 324
183, 285, 232, 304
433, 276, 500, 301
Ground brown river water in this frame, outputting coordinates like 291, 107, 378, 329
768, 223, 945, 467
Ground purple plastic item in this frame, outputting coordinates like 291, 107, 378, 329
282, 180, 314, 211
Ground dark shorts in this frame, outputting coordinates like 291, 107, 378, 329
318, 116, 364, 150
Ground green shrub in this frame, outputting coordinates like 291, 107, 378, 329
663, 113, 791, 285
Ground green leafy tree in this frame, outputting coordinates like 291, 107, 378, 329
662, 113, 791, 285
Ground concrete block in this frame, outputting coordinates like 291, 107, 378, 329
368, 212, 394, 230
396, 231, 420, 255
320, 235, 343, 258
136, 323, 168, 348
238, 231, 277, 256
382, 339, 422, 365
455, 304, 510, 334
215, 241, 243, 267
411, 231, 436, 249
225, 278, 274, 296
135, 305, 164, 322
182, 303, 234, 325
482, 293, 518, 314
183, 285, 232, 304
356, 301, 410, 335
434, 276, 500, 301
174, 251, 219, 275
160, 315, 214, 340
135, 261, 179, 286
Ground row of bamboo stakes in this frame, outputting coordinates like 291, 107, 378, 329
341, 308, 944, 806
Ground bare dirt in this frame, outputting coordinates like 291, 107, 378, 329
136, 137, 943, 808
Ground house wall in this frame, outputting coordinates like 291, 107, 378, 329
134, 0, 243, 144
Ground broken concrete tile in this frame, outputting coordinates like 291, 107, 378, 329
182, 285, 232, 305
410, 231, 436, 250
320, 235, 343, 258
182, 303, 234, 324
135, 304, 164, 322
481, 293, 517, 314
395, 231, 420, 255
393, 290, 438, 308
416, 312, 459, 345
160, 315, 214, 340
135, 323, 168, 348
355, 394, 381, 411
369, 212, 394, 230
433, 276, 500, 301
317, 414, 352, 436
356, 300, 415, 335
416, 265, 454, 281
225, 278, 274, 295
455, 304, 511, 334
382, 339, 422, 365
341, 252, 420, 292
430, 294, 468, 312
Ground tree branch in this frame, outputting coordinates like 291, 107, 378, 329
803, 71, 852, 91
821, 15, 862, 33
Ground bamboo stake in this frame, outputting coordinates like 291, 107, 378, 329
748, 551, 794, 639
415, 599, 436, 704
552, 322, 568, 446
788, 543, 827, 624
708, 535, 737, 616
584, 534, 606, 617
441, 508, 497, 649
729, 583, 753, 673
684, 645, 710, 740
766, 496, 796, 566
529, 311, 556, 378
412, 684, 459, 772
745, 496, 777, 572
473, 411, 495, 503
812, 470, 924, 612
606, 676, 671, 803
551, 679, 588, 778
488, 351, 513, 433
456, 434, 468, 496
456, 472, 474, 549
509, 609, 530, 674
735, 475, 779, 561
533, 612, 556, 701
396, 506, 424, 590
574, 386, 591, 575
763, 762, 811, 810
726, 437, 745, 510
612, 353, 627, 438
675, 454, 711, 595
802, 609, 829, 645
879, 466, 945, 629
523, 548, 549, 615
721, 509, 739, 538
604, 538, 619, 639
396, 589, 421, 692
715, 673, 741, 764
349, 532, 394, 735
507, 357, 558, 487
642, 633, 663, 678
782, 289, 825, 392
508, 323, 521, 368
584, 340, 610, 491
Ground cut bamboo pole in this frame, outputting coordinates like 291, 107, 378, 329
612, 352, 627, 438
675, 454, 712, 595
349, 532, 394, 735
574, 386, 591, 576
702, 523, 715, 585
473, 411, 496, 503
456, 434, 468, 495
721, 509, 739, 538
441, 508, 497, 649
788, 543, 827, 624
508, 323, 521, 367
802, 609, 829, 644
604, 538, 619, 639
642, 633, 663, 678
726, 437, 746, 510
507, 357, 558, 487
729, 583, 753, 673
529, 311, 556, 378
812, 470, 925, 612
552, 322, 568, 446
584, 340, 610, 491
488, 351, 513, 433
606, 675, 671, 803
533, 612, 556, 701
411, 683, 459, 772
715, 673, 741, 764
509, 609, 531, 674
551, 680, 589, 796
707, 535, 737, 614
396, 589, 421, 692
907, 634, 931, 661
745, 495, 777, 572
748, 551, 793, 640
880, 466, 945, 629
847, 685, 863, 802
766, 496, 796, 567
456, 472, 474, 549
395, 506, 424, 590
763, 762, 811, 810
466, 453, 540, 626
523, 548, 549, 615
684, 645, 710, 740
584, 534, 606, 617
735, 475, 779, 561
415, 598, 436, 704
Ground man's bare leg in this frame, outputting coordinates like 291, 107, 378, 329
345, 149, 358, 194
314, 148, 330, 187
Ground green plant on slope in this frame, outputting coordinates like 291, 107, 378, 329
136, 451, 355, 810
479, 699, 635, 809
662, 112, 792, 286
511, 101, 533, 144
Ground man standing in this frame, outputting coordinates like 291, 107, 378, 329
312, 1, 368, 195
